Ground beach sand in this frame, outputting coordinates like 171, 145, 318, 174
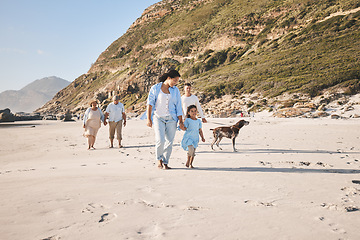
0, 116, 359, 240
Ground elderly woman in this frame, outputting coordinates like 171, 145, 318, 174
83, 100, 104, 150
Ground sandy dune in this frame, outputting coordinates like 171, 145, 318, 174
0, 116, 359, 240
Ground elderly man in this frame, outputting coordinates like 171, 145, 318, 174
104, 95, 126, 148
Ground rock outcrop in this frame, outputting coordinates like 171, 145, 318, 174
0, 109, 15, 122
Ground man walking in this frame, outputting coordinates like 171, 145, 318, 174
104, 95, 126, 148
181, 83, 207, 123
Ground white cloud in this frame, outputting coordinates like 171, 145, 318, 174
37, 49, 45, 55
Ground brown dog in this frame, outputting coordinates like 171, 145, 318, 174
210, 120, 249, 152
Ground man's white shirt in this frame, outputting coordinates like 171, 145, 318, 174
106, 102, 125, 122
181, 95, 205, 118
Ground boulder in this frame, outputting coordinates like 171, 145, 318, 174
317, 104, 327, 111
344, 106, 354, 111
311, 111, 329, 118
0, 109, 15, 122
56, 114, 65, 120
14, 113, 42, 121
63, 110, 75, 122
331, 114, 341, 119
294, 102, 316, 109
273, 107, 312, 118
43, 115, 57, 120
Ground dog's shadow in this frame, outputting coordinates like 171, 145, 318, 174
198, 146, 360, 155
192, 167, 360, 174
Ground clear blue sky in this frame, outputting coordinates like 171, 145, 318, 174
0, 0, 159, 93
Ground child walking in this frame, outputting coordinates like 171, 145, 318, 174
181, 105, 205, 168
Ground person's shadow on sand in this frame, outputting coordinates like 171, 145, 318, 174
177, 167, 360, 174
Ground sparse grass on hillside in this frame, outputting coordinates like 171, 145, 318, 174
39, 0, 360, 114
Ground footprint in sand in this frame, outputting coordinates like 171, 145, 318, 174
341, 186, 359, 196
185, 206, 206, 211
258, 161, 270, 166
18, 168, 36, 172
41, 235, 61, 240
318, 216, 347, 235
137, 223, 165, 238
299, 161, 311, 166
118, 199, 204, 211
82, 203, 105, 213
244, 200, 276, 207
98, 213, 117, 223
139, 186, 155, 193
320, 203, 342, 211
320, 203, 359, 212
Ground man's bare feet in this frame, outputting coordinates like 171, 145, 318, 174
158, 160, 164, 169
163, 164, 171, 169
190, 165, 194, 168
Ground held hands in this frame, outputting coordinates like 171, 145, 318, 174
103, 120, 107, 126
179, 122, 186, 131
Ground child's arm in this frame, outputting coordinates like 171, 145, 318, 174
183, 118, 188, 131
199, 128, 205, 142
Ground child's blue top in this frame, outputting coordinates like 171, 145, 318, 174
181, 118, 202, 151
146, 82, 183, 121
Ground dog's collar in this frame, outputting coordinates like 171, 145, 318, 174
231, 126, 240, 130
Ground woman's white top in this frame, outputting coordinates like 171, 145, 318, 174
155, 89, 171, 117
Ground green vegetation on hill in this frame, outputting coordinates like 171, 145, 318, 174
38, 0, 360, 113
199, 10, 360, 98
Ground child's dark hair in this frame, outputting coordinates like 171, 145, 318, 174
159, 70, 181, 82
186, 104, 197, 118
184, 82, 191, 87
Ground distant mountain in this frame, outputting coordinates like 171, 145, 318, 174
37, 0, 360, 115
0, 76, 70, 113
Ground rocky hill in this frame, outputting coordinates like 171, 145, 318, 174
0, 76, 70, 113
37, 0, 360, 117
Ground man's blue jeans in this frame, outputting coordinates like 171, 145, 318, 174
153, 115, 177, 165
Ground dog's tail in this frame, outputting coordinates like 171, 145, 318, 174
210, 129, 214, 131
